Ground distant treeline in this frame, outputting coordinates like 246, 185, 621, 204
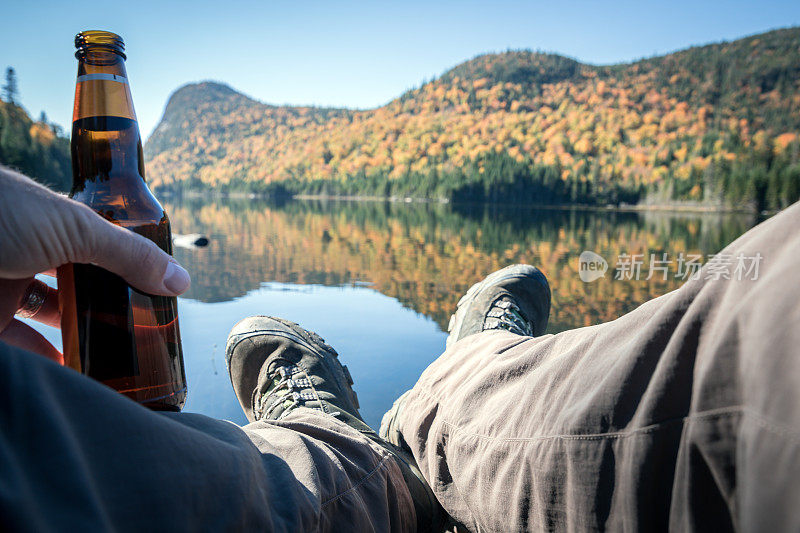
158, 144, 800, 212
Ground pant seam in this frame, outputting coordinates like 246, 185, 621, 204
434, 406, 799, 443
435, 426, 481, 532
452, 407, 742, 442
410, 388, 746, 441
319, 451, 395, 508
740, 407, 800, 443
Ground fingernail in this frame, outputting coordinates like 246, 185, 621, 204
163, 261, 191, 294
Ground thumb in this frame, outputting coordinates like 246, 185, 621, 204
76, 209, 191, 296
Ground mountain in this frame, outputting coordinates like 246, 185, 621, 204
145, 28, 800, 211
0, 100, 70, 191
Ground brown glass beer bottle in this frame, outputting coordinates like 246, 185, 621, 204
57, 30, 187, 411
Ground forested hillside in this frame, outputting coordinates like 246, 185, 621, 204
146, 28, 800, 211
0, 100, 70, 191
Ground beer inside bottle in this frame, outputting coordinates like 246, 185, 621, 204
57, 30, 187, 411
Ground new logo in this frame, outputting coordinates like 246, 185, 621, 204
579, 251, 608, 282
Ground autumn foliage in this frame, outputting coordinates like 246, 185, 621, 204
146, 28, 800, 211
0, 100, 70, 191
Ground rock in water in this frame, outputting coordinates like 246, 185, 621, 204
173, 233, 209, 249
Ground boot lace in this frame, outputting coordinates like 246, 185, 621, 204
256, 365, 315, 420
255, 365, 341, 420
483, 298, 534, 337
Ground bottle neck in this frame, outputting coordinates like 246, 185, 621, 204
71, 49, 147, 196
73, 49, 138, 123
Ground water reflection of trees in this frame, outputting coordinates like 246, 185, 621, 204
167, 198, 755, 333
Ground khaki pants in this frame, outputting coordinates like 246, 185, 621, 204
393, 201, 800, 531
1, 203, 798, 532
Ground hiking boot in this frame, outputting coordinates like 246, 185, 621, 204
380, 265, 550, 450
446, 264, 551, 348
225, 316, 448, 532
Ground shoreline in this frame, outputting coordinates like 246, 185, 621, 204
158, 190, 765, 215
294, 194, 759, 215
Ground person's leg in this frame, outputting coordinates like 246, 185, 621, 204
385, 202, 800, 531
0, 339, 414, 531
224, 315, 447, 531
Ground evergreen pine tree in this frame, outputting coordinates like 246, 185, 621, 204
2, 67, 19, 104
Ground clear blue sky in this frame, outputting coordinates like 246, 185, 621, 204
1, 0, 798, 139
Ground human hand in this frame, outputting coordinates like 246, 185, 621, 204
0, 166, 191, 362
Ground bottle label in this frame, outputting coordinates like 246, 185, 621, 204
73, 73, 137, 121
77, 73, 128, 83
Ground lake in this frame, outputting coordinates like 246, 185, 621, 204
30, 199, 757, 429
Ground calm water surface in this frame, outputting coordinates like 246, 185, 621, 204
33, 199, 757, 429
